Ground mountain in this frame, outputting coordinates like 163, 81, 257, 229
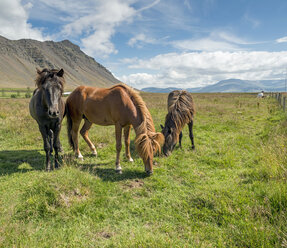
141, 87, 185, 93
142, 86, 204, 93
142, 79, 286, 93
0, 36, 120, 88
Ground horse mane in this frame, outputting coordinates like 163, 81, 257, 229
165, 90, 195, 132
111, 84, 164, 160
35, 68, 65, 92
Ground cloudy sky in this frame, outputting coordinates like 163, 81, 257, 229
1, 0, 287, 89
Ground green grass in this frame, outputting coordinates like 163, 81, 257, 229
0, 88, 32, 99
0, 93, 287, 247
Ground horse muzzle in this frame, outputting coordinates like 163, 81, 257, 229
48, 109, 60, 118
163, 150, 171, 157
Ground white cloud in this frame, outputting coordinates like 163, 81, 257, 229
82, 30, 118, 58
277, 36, 287, 43
136, 0, 160, 12
60, 0, 136, 57
0, 0, 160, 57
0, 0, 46, 40
183, 0, 192, 11
243, 13, 260, 28
172, 38, 239, 51
120, 51, 287, 89
171, 31, 252, 52
127, 33, 157, 47
56, 0, 161, 58
121, 73, 160, 89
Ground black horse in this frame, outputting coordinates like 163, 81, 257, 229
29, 68, 65, 171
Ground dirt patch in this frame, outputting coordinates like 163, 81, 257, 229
97, 142, 107, 149
98, 231, 113, 239
59, 187, 89, 207
122, 179, 144, 189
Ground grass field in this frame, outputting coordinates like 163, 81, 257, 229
0, 92, 287, 247
0, 88, 32, 99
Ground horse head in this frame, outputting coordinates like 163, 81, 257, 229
161, 121, 178, 157
36, 68, 65, 118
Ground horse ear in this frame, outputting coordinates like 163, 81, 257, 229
36, 68, 42, 74
160, 124, 164, 130
57, 69, 64, 77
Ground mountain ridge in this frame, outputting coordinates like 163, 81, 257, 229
142, 79, 286, 93
0, 35, 120, 88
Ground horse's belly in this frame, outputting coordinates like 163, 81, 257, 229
86, 113, 114, 126
93, 119, 114, 126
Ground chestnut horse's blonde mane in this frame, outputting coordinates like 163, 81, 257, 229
165, 90, 195, 132
111, 84, 164, 160
35, 68, 65, 92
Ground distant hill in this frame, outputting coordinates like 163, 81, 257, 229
0, 36, 120, 89
142, 79, 286, 93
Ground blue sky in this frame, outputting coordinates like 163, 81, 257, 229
1, 0, 287, 89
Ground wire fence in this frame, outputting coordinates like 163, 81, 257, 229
270, 92, 287, 111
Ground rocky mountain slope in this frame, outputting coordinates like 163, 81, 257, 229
0, 36, 120, 89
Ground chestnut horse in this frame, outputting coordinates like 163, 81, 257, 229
29, 68, 65, 171
161, 90, 195, 156
65, 84, 164, 174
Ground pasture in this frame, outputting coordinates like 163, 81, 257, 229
0, 92, 287, 247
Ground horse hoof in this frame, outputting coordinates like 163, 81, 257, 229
146, 170, 153, 176
92, 151, 97, 157
191, 146, 195, 150
128, 157, 134, 162
77, 155, 84, 161
116, 169, 122, 174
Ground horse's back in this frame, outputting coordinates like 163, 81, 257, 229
66, 85, 137, 126
167, 90, 194, 111
167, 90, 181, 108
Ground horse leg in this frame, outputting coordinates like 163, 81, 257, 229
124, 125, 133, 162
188, 120, 195, 150
179, 131, 183, 148
49, 130, 53, 155
115, 123, 123, 173
71, 119, 83, 160
39, 126, 51, 171
80, 119, 97, 156
53, 124, 62, 169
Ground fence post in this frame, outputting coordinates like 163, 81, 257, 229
284, 97, 286, 111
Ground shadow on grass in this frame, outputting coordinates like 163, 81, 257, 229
0, 149, 45, 175
82, 162, 149, 182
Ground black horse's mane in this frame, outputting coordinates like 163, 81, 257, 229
35, 68, 65, 92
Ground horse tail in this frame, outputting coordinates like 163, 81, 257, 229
115, 84, 164, 159
65, 104, 74, 150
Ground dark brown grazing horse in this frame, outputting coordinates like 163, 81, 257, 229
65, 84, 164, 174
29, 68, 65, 171
161, 90, 195, 156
